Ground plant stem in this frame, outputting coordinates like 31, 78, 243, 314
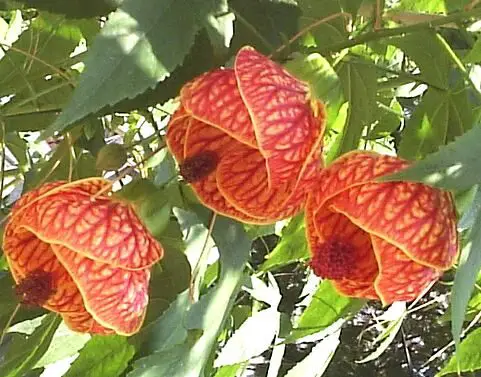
317, 7, 481, 54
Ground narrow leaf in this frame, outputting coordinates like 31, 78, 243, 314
214, 308, 280, 367
288, 281, 364, 341
383, 124, 481, 191
284, 330, 340, 377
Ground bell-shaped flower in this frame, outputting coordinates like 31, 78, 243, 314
3, 179, 163, 335
306, 151, 458, 304
166, 46, 325, 223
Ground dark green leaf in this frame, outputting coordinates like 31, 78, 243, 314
383, 124, 481, 191
465, 37, 481, 63
327, 56, 377, 161
389, 31, 450, 89
288, 281, 364, 342
46, 0, 225, 136
399, 88, 473, 159
64, 335, 135, 377
260, 214, 309, 272
0, 313, 61, 377
13, 0, 121, 18
439, 327, 481, 376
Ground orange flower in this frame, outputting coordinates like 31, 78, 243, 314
3, 179, 163, 335
166, 46, 325, 223
306, 151, 458, 304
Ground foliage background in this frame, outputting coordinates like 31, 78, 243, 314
0, 0, 481, 376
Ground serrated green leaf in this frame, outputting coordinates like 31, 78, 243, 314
215, 308, 280, 367
399, 88, 473, 159
260, 214, 309, 272
327, 57, 377, 161
46, 0, 223, 136
284, 331, 340, 377
438, 327, 481, 376
383, 124, 481, 191
1, 313, 61, 377
389, 31, 450, 89
451, 201, 481, 348
63, 335, 135, 377
288, 281, 364, 342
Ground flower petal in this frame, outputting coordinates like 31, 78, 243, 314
4, 226, 85, 313
305, 206, 379, 299
181, 69, 257, 147
183, 118, 264, 223
62, 310, 114, 334
11, 179, 163, 270
309, 151, 408, 210
235, 46, 324, 186
330, 181, 457, 269
51, 245, 150, 336
166, 106, 190, 161
216, 143, 300, 220
371, 235, 440, 304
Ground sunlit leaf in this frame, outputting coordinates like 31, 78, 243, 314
63, 335, 135, 377
1, 314, 61, 377
383, 123, 481, 191
260, 214, 308, 272
46, 0, 226, 135
284, 330, 341, 377
288, 281, 364, 342
438, 327, 481, 376
214, 308, 280, 367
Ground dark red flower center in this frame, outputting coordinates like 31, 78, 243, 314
15, 269, 56, 307
179, 151, 219, 183
310, 238, 356, 280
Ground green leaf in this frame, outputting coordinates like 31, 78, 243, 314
34, 323, 89, 368
288, 281, 364, 342
296, 0, 348, 48
383, 124, 481, 191
327, 56, 377, 161
46, 0, 224, 136
129, 210, 251, 377
465, 37, 481, 63
63, 335, 135, 377
0, 13, 87, 98
366, 97, 402, 140
284, 331, 340, 377
260, 214, 309, 272
438, 327, 481, 376
399, 88, 473, 159
0, 313, 61, 377
214, 308, 280, 367
13, 0, 121, 18
451, 194, 481, 348
389, 31, 450, 89
284, 52, 344, 126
